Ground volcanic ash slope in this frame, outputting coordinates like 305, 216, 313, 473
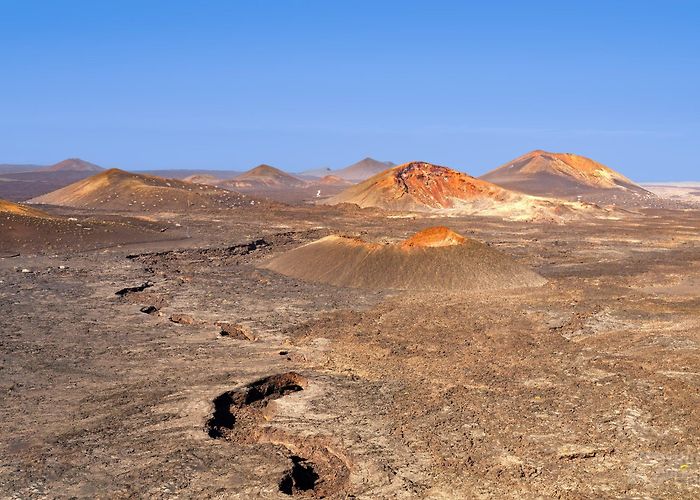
262, 226, 546, 291
0, 198, 52, 218
0, 198, 174, 254
323, 161, 604, 221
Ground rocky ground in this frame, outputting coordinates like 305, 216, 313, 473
1, 204, 699, 498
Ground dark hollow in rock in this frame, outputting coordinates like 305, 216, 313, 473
205, 372, 308, 439
115, 281, 154, 297
207, 392, 236, 438
278, 455, 320, 495
139, 305, 159, 315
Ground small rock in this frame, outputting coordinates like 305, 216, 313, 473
115, 281, 154, 297
170, 313, 195, 325
20, 269, 31, 273
140, 305, 160, 315
558, 445, 613, 460
218, 322, 255, 340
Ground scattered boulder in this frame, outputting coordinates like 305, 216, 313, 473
218, 322, 255, 340
140, 305, 160, 315
115, 281, 154, 297
170, 313, 195, 325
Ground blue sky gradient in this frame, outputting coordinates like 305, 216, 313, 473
1, 1, 698, 180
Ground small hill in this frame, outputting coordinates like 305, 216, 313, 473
324, 161, 603, 221
262, 226, 546, 291
29, 169, 250, 211
44, 158, 104, 172
480, 150, 653, 203
315, 175, 353, 186
182, 174, 223, 185
224, 164, 307, 189
334, 157, 395, 182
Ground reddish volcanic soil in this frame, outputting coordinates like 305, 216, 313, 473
400, 225, 466, 248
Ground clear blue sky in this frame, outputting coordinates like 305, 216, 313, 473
1, 1, 698, 180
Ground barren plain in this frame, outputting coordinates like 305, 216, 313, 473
1, 199, 699, 499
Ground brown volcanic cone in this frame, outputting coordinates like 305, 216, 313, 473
224, 164, 307, 189
480, 150, 654, 201
261, 227, 546, 291
29, 169, 249, 211
44, 158, 104, 172
315, 174, 353, 186
324, 161, 601, 221
334, 157, 396, 182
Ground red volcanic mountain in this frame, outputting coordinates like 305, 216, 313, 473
480, 150, 654, 203
324, 161, 604, 221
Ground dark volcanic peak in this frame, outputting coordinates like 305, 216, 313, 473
45, 158, 104, 172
